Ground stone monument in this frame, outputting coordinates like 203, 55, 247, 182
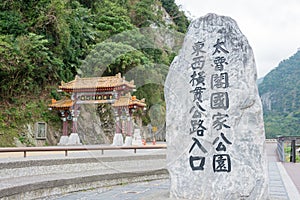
165, 13, 269, 199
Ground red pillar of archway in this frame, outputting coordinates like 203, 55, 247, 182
60, 111, 69, 136
71, 96, 80, 134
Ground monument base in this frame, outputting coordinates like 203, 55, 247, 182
67, 133, 82, 145
123, 136, 133, 146
132, 129, 143, 146
112, 133, 124, 146
57, 136, 69, 146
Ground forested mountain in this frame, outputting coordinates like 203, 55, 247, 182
259, 49, 300, 138
1, 0, 298, 145
0, 0, 189, 146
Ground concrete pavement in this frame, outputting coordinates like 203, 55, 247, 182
50, 159, 300, 200
48, 179, 170, 200
1, 142, 300, 199
0, 148, 168, 200
266, 142, 300, 200
283, 162, 300, 195
46, 142, 300, 200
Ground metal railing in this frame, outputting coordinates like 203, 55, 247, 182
0, 144, 167, 158
277, 137, 285, 162
277, 136, 300, 163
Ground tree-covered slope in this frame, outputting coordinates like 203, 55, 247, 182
259, 49, 300, 138
0, 0, 189, 146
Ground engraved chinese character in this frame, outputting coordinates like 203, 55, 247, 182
213, 154, 231, 172
190, 101, 206, 119
191, 56, 205, 70
211, 92, 229, 110
213, 56, 228, 71
192, 41, 206, 56
190, 156, 205, 171
190, 106, 202, 119
213, 39, 229, 55
190, 119, 207, 136
211, 73, 229, 89
212, 112, 231, 131
213, 132, 232, 151
190, 87, 206, 102
190, 71, 205, 86
189, 137, 208, 153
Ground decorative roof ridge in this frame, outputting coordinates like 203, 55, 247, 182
58, 73, 136, 90
50, 97, 73, 104
75, 75, 80, 80
112, 93, 146, 107
48, 97, 74, 110
130, 96, 146, 106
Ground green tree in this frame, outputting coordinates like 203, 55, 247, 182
91, 0, 133, 41
79, 42, 150, 77
131, 0, 157, 27
160, 0, 190, 32
0, 0, 188, 146
259, 50, 300, 138
0, 33, 63, 100
0, 10, 28, 35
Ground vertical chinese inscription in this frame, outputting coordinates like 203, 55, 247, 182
211, 38, 231, 173
188, 41, 207, 171
188, 38, 232, 173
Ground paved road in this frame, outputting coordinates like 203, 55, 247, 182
47, 179, 170, 200
283, 162, 300, 195
0, 146, 169, 199
46, 142, 300, 200
266, 142, 300, 196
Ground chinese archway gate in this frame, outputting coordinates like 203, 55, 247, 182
49, 73, 146, 146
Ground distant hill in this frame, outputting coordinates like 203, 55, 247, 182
258, 50, 300, 138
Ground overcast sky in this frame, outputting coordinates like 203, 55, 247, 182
175, 0, 300, 78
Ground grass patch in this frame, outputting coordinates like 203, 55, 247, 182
284, 146, 300, 162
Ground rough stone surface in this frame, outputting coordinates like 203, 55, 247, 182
77, 104, 113, 145
165, 13, 269, 199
